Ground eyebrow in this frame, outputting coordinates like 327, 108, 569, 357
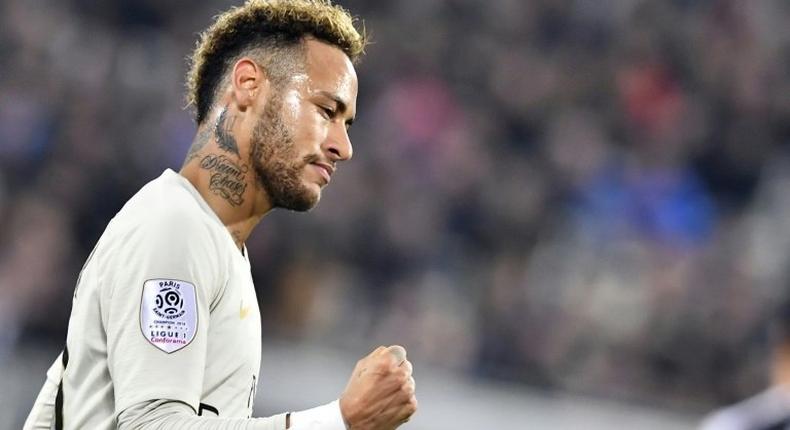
318, 91, 355, 126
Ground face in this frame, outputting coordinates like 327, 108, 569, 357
250, 38, 358, 212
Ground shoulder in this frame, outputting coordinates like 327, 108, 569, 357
102, 172, 232, 276
98, 174, 232, 302
112, 172, 222, 244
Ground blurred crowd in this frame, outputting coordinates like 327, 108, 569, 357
2, 0, 790, 414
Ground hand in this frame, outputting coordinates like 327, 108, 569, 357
339, 345, 418, 430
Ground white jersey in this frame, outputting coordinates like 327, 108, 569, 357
26, 169, 263, 429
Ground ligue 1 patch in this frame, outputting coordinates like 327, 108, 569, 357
140, 279, 198, 353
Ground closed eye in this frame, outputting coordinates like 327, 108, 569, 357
319, 106, 336, 119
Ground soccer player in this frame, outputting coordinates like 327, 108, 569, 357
24, 1, 417, 429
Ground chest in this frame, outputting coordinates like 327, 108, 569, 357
201, 258, 262, 417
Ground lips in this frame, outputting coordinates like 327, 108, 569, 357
311, 162, 334, 184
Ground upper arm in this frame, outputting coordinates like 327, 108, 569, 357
103, 211, 225, 415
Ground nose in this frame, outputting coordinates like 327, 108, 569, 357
323, 123, 353, 162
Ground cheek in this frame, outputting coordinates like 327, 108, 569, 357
280, 91, 302, 121
279, 92, 328, 152
290, 110, 328, 151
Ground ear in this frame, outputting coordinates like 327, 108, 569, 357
230, 57, 270, 113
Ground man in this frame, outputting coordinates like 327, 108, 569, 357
25, 1, 417, 429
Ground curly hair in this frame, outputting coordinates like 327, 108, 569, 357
186, 0, 367, 124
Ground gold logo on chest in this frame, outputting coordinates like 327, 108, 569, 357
239, 300, 252, 319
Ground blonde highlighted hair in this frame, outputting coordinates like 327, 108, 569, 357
186, 0, 367, 124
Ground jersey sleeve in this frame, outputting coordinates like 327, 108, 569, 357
118, 400, 288, 430
102, 208, 225, 416
288, 400, 346, 430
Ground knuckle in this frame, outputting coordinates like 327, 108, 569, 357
375, 359, 391, 373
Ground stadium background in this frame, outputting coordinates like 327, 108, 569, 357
1, 0, 790, 428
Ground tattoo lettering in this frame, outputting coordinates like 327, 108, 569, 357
216, 107, 240, 156
200, 154, 248, 206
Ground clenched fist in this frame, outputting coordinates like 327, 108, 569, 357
339, 345, 418, 429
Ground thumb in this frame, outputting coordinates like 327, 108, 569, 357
386, 345, 407, 365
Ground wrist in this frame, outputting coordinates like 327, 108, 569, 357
288, 400, 346, 430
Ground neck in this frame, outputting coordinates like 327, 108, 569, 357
179, 108, 273, 251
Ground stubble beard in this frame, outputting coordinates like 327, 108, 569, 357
250, 93, 320, 212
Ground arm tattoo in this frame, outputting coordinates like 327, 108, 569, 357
216, 106, 240, 157
200, 154, 248, 206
